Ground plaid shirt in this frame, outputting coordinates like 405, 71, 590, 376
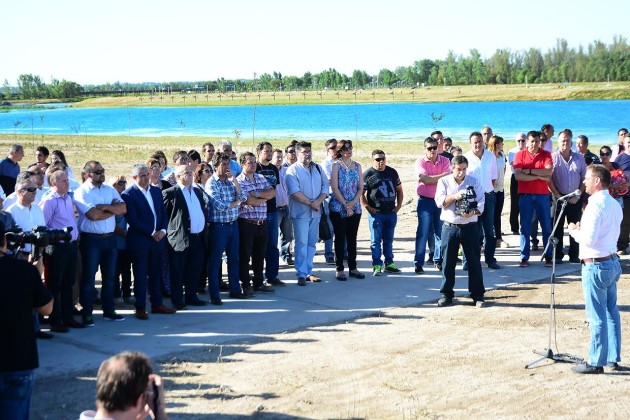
205, 174, 247, 223
237, 172, 271, 221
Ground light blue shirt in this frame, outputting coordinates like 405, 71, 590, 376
230, 160, 242, 177
285, 162, 328, 219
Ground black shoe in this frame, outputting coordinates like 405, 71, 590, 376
555, 259, 564, 265
219, 282, 230, 291
268, 278, 287, 287
571, 362, 603, 374
35, 330, 54, 339
532, 243, 540, 251
286, 256, 294, 266
569, 257, 582, 264
229, 292, 251, 299
437, 297, 453, 307
174, 303, 188, 310
253, 284, 275, 293
103, 312, 125, 322
434, 262, 442, 272
210, 297, 223, 306
414, 266, 424, 274
607, 362, 630, 371
487, 262, 501, 269
186, 298, 207, 306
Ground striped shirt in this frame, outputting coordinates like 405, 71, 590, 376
237, 172, 271, 221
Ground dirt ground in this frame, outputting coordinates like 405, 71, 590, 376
31, 172, 630, 419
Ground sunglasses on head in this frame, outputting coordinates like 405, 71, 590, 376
20, 186, 37, 193
374, 157, 386, 162
426, 146, 438, 151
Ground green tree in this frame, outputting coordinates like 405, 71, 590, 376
2, 79, 12, 100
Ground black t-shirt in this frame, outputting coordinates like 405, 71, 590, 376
363, 166, 401, 213
0, 257, 52, 372
256, 162, 279, 213
440, 151, 454, 162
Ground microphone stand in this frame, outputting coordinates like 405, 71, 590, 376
525, 197, 583, 369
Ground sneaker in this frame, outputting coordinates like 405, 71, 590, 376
82, 314, 95, 327
435, 262, 443, 272
414, 266, 424, 274
286, 256, 295, 266
571, 362, 603, 374
373, 265, 382, 276
519, 259, 529, 267
325, 256, 335, 265
384, 263, 401, 273
437, 297, 453, 307
103, 312, 125, 322
474, 299, 487, 308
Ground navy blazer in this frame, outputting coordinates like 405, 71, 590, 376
162, 184, 206, 252
121, 184, 168, 251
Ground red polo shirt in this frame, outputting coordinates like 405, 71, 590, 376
513, 148, 552, 195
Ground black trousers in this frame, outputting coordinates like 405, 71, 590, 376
329, 212, 361, 272
509, 174, 520, 233
44, 242, 78, 325
238, 220, 268, 288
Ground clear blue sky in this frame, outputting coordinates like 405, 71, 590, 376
2, 0, 628, 86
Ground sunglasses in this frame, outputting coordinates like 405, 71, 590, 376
116, 180, 127, 186
341, 146, 353, 152
20, 186, 37, 193
517, 140, 526, 143
600, 152, 612, 156
328, 146, 337, 150
426, 146, 438, 151
287, 149, 296, 154
202, 169, 212, 174
374, 157, 386, 162
91, 170, 105, 175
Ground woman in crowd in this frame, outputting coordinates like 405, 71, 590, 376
329, 140, 364, 280
193, 162, 213, 293
600, 145, 628, 207
110, 175, 133, 305
488, 135, 508, 248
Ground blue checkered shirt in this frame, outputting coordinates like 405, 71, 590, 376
205, 174, 247, 223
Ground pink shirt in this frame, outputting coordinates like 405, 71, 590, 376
415, 155, 451, 198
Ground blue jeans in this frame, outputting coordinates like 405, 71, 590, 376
292, 217, 320, 278
581, 257, 622, 367
0, 369, 34, 420
518, 194, 552, 261
208, 222, 241, 299
278, 206, 293, 260
265, 211, 280, 281
79, 233, 118, 316
368, 211, 397, 266
414, 197, 442, 267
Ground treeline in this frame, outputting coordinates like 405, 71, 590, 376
3, 36, 628, 100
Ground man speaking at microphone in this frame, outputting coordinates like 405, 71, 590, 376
548, 129, 586, 264
568, 164, 625, 374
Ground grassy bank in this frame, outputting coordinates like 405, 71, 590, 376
70, 83, 630, 108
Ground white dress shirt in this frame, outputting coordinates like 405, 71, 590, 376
177, 183, 205, 234
569, 189, 622, 259
435, 174, 486, 225
6, 202, 46, 252
464, 149, 498, 194
74, 182, 122, 234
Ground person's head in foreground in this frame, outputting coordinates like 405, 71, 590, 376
80, 351, 168, 420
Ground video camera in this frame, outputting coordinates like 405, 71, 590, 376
5, 226, 73, 260
454, 186, 478, 215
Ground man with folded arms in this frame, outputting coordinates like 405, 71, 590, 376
122, 164, 176, 319
237, 152, 276, 296
206, 152, 249, 302
568, 165, 625, 374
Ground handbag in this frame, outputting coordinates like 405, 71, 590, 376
319, 203, 333, 241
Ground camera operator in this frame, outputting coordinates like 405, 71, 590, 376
79, 351, 169, 420
0, 220, 53, 420
434, 155, 487, 308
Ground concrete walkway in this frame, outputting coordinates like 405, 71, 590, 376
37, 233, 582, 377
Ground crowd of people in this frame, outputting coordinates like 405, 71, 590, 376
2, 126, 630, 417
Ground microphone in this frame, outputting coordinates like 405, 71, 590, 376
557, 189, 581, 201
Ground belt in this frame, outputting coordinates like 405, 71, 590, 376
443, 221, 473, 228
240, 218, 266, 225
81, 232, 113, 238
277, 205, 288, 209
418, 195, 434, 200
581, 255, 614, 264
211, 220, 236, 226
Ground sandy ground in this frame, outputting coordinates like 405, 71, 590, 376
31, 166, 630, 419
